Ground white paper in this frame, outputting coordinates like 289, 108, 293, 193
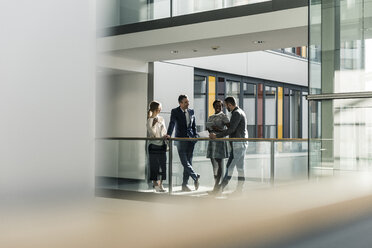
198, 130, 210, 138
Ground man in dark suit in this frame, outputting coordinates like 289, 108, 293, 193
167, 95, 200, 192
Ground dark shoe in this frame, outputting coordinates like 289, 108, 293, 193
158, 184, 166, 193
207, 184, 219, 195
154, 185, 166, 193
194, 174, 200, 191
181, 185, 192, 192
231, 188, 243, 196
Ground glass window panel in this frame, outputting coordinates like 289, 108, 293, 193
194, 76, 207, 132
194, 75, 207, 94
309, 0, 372, 176
310, 98, 372, 173
257, 84, 264, 138
309, 0, 322, 94
290, 90, 301, 138
226, 80, 240, 104
217, 77, 225, 94
173, 0, 271, 16
302, 92, 309, 139
310, 0, 372, 94
265, 86, 277, 138
243, 83, 256, 138
226, 80, 240, 118
97, 0, 171, 28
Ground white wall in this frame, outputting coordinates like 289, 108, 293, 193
247, 51, 308, 87
96, 73, 148, 137
168, 50, 308, 87
153, 62, 194, 131
96, 73, 147, 179
0, 0, 95, 203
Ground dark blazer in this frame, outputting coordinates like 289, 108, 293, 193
216, 106, 248, 139
167, 107, 198, 138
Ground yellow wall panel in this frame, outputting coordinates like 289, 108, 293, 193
301, 46, 307, 58
278, 87, 283, 139
208, 76, 216, 117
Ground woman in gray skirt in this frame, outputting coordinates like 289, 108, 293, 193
207, 99, 229, 193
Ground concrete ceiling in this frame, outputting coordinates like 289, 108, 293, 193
97, 6, 308, 70
110, 26, 307, 62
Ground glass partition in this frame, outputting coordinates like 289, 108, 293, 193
274, 141, 308, 182
96, 139, 169, 192
302, 92, 308, 138
96, 138, 309, 196
309, 0, 372, 177
310, 98, 372, 174
170, 139, 272, 194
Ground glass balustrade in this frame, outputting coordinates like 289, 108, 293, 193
97, 0, 272, 28
274, 141, 308, 182
95, 138, 170, 192
96, 138, 308, 196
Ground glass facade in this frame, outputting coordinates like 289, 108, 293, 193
97, 0, 171, 27
309, 0, 372, 175
97, 0, 271, 28
173, 0, 271, 16
195, 69, 308, 139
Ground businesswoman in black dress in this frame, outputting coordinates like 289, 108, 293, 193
147, 101, 167, 192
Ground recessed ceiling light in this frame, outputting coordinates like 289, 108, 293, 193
170, 50, 179, 54
253, 41, 265, 44
211, 46, 220, 50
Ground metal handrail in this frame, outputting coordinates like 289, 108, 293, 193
98, 137, 308, 142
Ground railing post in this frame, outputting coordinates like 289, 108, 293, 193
170, 0, 173, 17
168, 139, 173, 194
270, 140, 275, 186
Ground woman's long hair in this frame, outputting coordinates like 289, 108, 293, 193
147, 101, 161, 119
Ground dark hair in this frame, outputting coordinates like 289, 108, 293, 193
147, 101, 161, 119
212, 99, 223, 109
178, 94, 188, 103
224, 97, 236, 106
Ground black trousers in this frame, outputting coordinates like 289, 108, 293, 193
148, 144, 167, 181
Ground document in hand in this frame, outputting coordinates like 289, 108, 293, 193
198, 130, 210, 138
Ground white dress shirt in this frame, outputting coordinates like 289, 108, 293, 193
184, 109, 190, 127
147, 115, 167, 146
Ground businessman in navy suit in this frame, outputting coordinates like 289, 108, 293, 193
167, 95, 200, 192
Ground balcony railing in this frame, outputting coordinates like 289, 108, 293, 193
97, 0, 272, 28
96, 137, 309, 195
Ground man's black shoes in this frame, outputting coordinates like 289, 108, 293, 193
194, 174, 200, 191
181, 185, 192, 192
